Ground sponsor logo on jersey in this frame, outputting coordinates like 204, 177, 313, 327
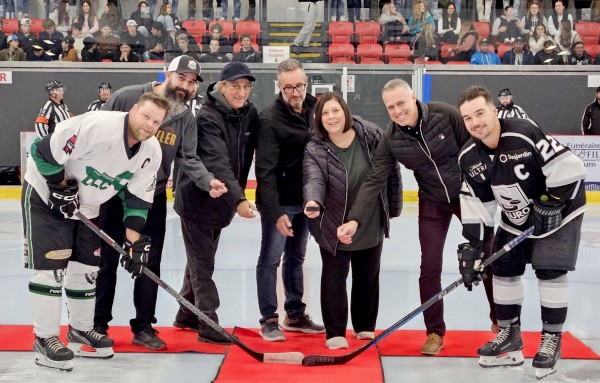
63, 135, 77, 154
81, 167, 133, 191
492, 183, 531, 226
498, 149, 532, 163
45, 249, 72, 260
468, 161, 487, 179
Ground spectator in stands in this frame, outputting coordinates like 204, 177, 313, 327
122, 19, 147, 59
501, 36, 535, 64
380, 1, 410, 43
156, 2, 180, 39
112, 40, 141, 61
96, 22, 121, 60
0, 22, 7, 51
520, 0, 547, 37
15, 0, 29, 20
71, 22, 89, 60
438, 1, 460, 44
76, 0, 99, 36
470, 38, 501, 64
475, 0, 492, 22
496, 88, 530, 119
348, 0, 368, 22
16, 18, 37, 56
28, 44, 54, 61
443, 20, 477, 63
201, 0, 224, 22
547, 0, 573, 37
222, 0, 242, 21
592, 0, 600, 22
0, 34, 27, 61
100, 1, 124, 37
330, 0, 347, 21
529, 23, 552, 54
202, 22, 232, 53
534, 39, 561, 64
81, 36, 101, 61
130, 0, 154, 37
199, 38, 230, 62
2, 0, 15, 19
60, 35, 78, 61
232, 33, 262, 63
290, 0, 321, 54
554, 19, 581, 52
410, 22, 439, 62
244, 0, 256, 20
407, 0, 435, 36
491, 5, 523, 43
145, 21, 173, 60
566, 41, 594, 64
168, 33, 202, 61
581, 86, 600, 135
50, 0, 74, 37
39, 18, 63, 57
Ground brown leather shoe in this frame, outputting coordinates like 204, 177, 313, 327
420, 333, 443, 355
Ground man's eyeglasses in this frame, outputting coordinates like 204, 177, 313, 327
225, 83, 253, 92
282, 84, 307, 95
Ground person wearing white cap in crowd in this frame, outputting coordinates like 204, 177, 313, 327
94, 55, 228, 351
0, 34, 27, 61
122, 19, 147, 60
16, 17, 37, 56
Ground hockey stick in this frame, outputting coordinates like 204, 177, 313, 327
302, 226, 535, 367
75, 211, 304, 365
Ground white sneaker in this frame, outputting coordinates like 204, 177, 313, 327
233, 17, 240, 22
353, 331, 375, 340
331, 16, 337, 21
339, 16, 347, 22
325, 336, 349, 350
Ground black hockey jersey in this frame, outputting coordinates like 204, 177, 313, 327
458, 117, 586, 246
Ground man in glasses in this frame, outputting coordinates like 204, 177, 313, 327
172, 61, 259, 345
254, 58, 324, 342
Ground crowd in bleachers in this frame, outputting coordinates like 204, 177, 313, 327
1, 0, 600, 65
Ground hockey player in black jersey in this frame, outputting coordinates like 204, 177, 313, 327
456, 85, 586, 380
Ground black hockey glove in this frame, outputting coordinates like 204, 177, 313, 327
457, 243, 485, 291
121, 235, 151, 278
47, 180, 80, 219
532, 195, 564, 236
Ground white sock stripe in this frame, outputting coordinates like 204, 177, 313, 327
493, 276, 524, 305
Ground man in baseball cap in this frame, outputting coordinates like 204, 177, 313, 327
167, 55, 203, 82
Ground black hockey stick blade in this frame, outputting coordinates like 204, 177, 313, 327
302, 226, 534, 367
75, 212, 304, 365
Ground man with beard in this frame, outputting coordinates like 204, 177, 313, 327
566, 41, 594, 65
88, 82, 113, 111
94, 55, 228, 350
501, 37, 535, 65
496, 88, 530, 119
254, 59, 324, 342
581, 86, 600, 135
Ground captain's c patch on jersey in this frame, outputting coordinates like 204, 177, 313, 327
63, 135, 77, 154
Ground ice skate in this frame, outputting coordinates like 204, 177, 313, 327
67, 326, 114, 359
477, 324, 524, 368
533, 332, 562, 380
33, 336, 74, 372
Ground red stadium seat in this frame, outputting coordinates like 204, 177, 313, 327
2, 18, 19, 35
356, 43, 384, 64
575, 21, 600, 45
181, 19, 207, 36
496, 42, 513, 58
328, 21, 353, 44
233, 41, 260, 54
355, 21, 381, 45
473, 21, 490, 40
585, 44, 600, 57
440, 43, 458, 59
384, 43, 411, 63
208, 20, 234, 39
235, 20, 261, 43
29, 18, 43, 35
328, 43, 355, 63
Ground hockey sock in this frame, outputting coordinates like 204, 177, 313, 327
29, 270, 65, 338
64, 261, 98, 332
492, 275, 524, 328
538, 274, 569, 333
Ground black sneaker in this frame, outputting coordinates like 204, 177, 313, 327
290, 45, 300, 54
197, 325, 232, 345
173, 314, 200, 332
281, 313, 325, 334
132, 327, 167, 350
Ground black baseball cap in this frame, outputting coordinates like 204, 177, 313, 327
167, 55, 203, 82
498, 88, 512, 97
219, 61, 256, 82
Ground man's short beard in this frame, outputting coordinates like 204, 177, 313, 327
165, 85, 190, 104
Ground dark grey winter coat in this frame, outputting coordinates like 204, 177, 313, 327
303, 116, 402, 255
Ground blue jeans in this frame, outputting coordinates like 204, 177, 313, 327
221, 0, 240, 19
15, 0, 28, 14
256, 205, 309, 324
2, 0, 15, 14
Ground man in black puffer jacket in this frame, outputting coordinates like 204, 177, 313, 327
338, 78, 497, 356
173, 62, 259, 345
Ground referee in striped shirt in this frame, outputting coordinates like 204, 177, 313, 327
35, 81, 73, 138
88, 82, 113, 111
496, 88, 530, 120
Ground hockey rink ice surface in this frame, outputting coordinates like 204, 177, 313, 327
0, 199, 599, 382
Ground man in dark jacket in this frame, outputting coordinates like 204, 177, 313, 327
501, 37, 535, 65
337, 78, 497, 356
172, 61, 258, 345
94, 55, 227, 350
254, 58, 324, 342
232, 34, 262, 63
582, 86, 600, 135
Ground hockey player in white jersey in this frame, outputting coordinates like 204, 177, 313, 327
22, 92, 169, 372
456, 86, 586, 380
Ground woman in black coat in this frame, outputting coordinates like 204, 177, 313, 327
303, 92, 401, 350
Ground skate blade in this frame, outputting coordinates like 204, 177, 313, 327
535, 367, 557, 380
478, 351, 524, 368
68, 343, 114, 359
34, 353, 74, 372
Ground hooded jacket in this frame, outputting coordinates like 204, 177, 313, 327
174, 82, 258, 228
